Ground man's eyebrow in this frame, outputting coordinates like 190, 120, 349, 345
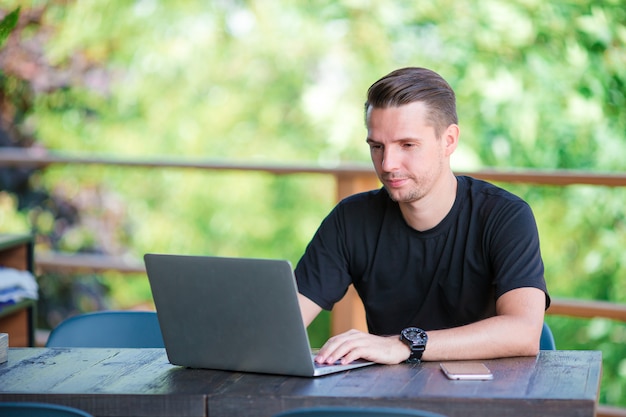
366, 137, 422, 144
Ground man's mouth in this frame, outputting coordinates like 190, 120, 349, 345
384, 177, 408, 188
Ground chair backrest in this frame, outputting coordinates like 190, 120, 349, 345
46, 311, 165, 348
273, 407, 447, 417
540, 322, 556, 350
0, 402, 93, 417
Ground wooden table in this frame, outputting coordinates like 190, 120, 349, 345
0, 348, 602, 417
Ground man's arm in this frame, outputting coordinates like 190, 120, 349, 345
313, 287, 546, 365
422, 287, 546, 361
298, 293, 323, 327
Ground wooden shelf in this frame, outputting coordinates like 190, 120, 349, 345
0, 234, 36, 347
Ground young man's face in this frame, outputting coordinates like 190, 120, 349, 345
366, 101, 456, 205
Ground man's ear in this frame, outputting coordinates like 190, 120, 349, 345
442, 124, 459, 157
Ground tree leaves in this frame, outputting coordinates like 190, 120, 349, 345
0, 7, 19, 49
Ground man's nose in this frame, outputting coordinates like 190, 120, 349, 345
381, 148, 399, 172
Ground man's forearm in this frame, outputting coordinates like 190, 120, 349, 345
421, 288, 546, 361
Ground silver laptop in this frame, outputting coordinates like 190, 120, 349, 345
144, 253, 375, 377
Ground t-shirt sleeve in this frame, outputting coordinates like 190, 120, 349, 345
487, 199, 551, 309
294, 205, 354, 311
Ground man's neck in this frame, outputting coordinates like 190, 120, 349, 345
399, 172, 458, 232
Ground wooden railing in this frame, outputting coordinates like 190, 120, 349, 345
3, 147, 626, 326
3, 147, 626, 417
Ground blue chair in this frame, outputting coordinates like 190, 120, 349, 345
540, 322, 556, 350
274, 407, 447, 417
0, 402, 93, 417
46, 311, 165, 348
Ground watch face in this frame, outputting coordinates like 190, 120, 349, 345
402, 327, 427, 345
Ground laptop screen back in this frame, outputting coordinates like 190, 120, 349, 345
144, 254, 320, 376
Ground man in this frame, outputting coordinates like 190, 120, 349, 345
295, 67, 550, 366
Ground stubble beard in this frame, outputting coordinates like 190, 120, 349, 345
382, 159, 446, 204
385, 179, 427, 203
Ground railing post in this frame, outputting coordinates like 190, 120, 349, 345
330, 172, 380, 335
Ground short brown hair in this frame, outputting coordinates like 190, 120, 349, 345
365, 67, 458, 137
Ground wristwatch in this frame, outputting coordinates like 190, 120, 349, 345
400, 327, 428, 363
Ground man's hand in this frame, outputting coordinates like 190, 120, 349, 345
314, 329, 410, 365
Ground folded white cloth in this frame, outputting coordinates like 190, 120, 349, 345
0, 267, 38, 303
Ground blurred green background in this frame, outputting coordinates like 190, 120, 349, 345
1, 0, 625, 408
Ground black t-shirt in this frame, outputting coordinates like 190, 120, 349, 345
294, 176, 550, 335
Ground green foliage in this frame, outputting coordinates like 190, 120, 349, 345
1, 0, 626, 408
0, 7, 19, 49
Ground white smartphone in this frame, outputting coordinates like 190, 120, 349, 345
440, 361, 493, 380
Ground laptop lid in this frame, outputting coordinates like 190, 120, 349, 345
144, 253, 374, 377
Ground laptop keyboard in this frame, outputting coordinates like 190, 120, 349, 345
311, 353, 368, 368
